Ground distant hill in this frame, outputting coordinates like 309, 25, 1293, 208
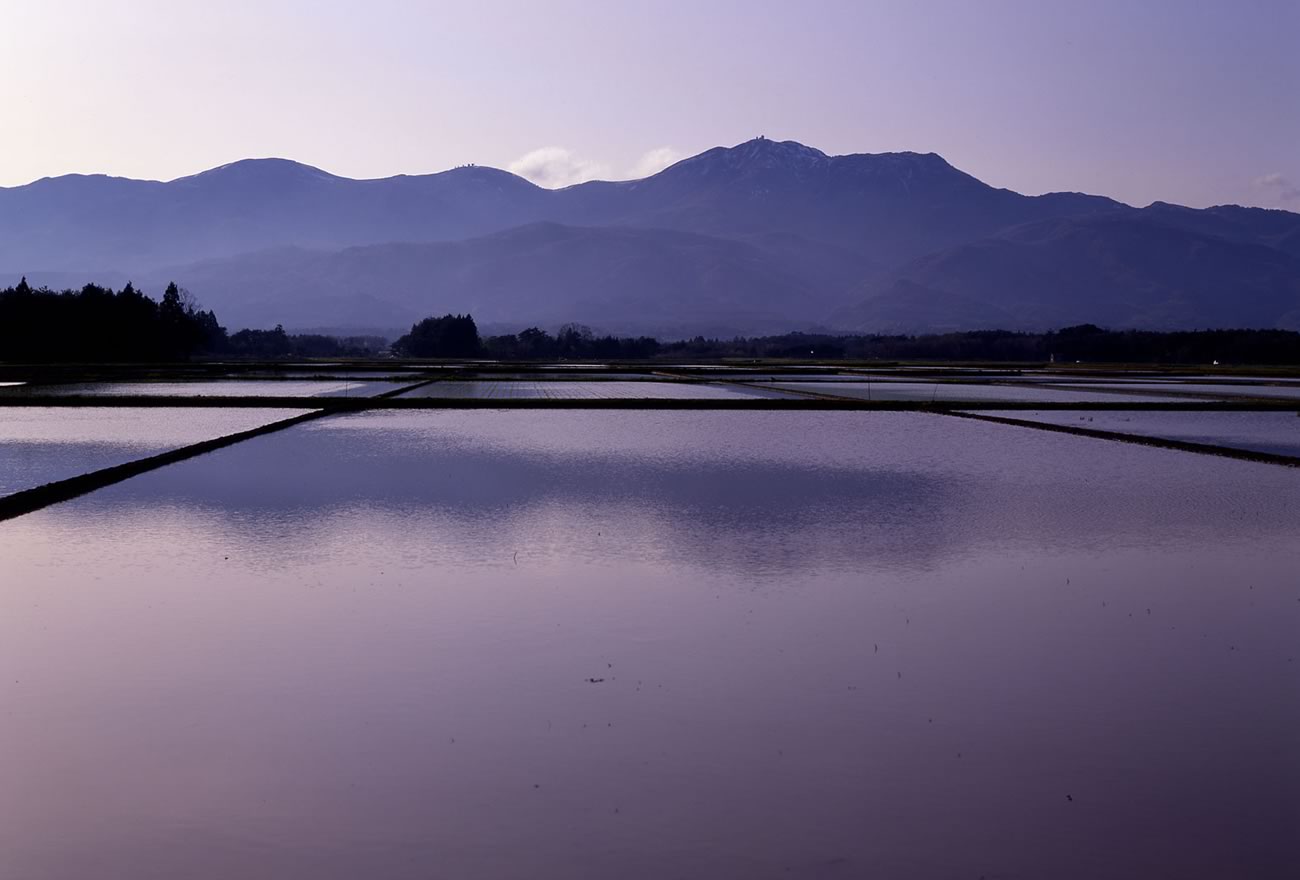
4, 137, 1298, 335
0, 160, 551, 271
143, 223, 864, 337
833, 209, 1300, 332
557, 139, 1123, 265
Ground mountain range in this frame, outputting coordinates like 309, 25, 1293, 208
4, 137, 1299, 336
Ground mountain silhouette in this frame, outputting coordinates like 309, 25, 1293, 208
835, 208, 1300, 332
144, 223, 861, 336
4, 137, 1297, 334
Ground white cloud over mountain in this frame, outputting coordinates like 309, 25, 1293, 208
508, 146, 683, 188
508, 148, 610, 189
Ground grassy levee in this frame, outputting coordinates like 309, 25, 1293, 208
941, 411, 1300, 468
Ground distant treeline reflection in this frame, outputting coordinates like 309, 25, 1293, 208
4, 280, 1300, 364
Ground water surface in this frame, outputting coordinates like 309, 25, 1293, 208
1, 411, 1297, 879
979, 410, 1300, 457
398, 381, 757, 400
770, 381, 1183, 403
0, 407, 307, 497
4, 380, 405, 398
1052, 382, 1300, 401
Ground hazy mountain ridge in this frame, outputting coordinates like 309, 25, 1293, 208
141, 222, 849, 336
4, 137, 1298, 335
0, 161, 553, 271
836, 209, 1300, 332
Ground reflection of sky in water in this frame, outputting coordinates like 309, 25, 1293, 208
771, 381, 1183, 403
983, 410, 1300, 458
1052, 382, 1300, 400
398, 381, 759, 400
66, 409, 1299, 573
1, 380, 404, 398
0, 407, 307, 496
2, 411, 1299, 879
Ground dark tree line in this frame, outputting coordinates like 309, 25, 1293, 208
225, 326, 387, 358
0, 279, 223, 362
484, 324, 661, 360
5, 285, 1300, 365
390, 315, 1300, 365
0, 280, 390, 362
392, 314, 482, 357
392, 316, 662, 360
657, 325, 1300, 365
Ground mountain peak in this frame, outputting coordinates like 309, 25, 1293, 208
707, 137, 829, 167
173, 158, 340, 185
731, 137, 828, 162
653, 137, 831, 182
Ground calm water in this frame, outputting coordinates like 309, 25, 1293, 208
397, 380, 759, 400
769, 381, 1183, 403
0, 407, 307, 496
986, 410, 1300, 458
462, 372, 664, 381
2, 411, 1298, 879
1053, 382, 1300, 400
4, 380, 407, 398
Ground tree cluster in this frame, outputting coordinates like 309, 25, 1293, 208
392, 314, 482, 357
656, 326, 1300, 365
481, 323, 660, 360
389, 316, 663, 360
225, 326, 387, 358
386, 314, 1300, 365
0, 279, 223, 362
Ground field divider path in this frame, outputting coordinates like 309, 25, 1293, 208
1027, 381, 1296, 402
0, 377, 436, 523
941, 410, 1300, 468
650, 370, 851, 401
725, 380, 866, 401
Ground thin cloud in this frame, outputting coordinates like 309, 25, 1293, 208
508, 147, 609, 189
1254, 172, 1300, 203
628, 147, 683, 179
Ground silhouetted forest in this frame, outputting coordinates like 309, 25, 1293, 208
0, 280, 384, 362
483, 324, 661, 360
0, 279, 223, 361
661, 325, 1300, 364
393, 318, 661, 359
396, 315, 1300, 365
393, 315, 482, 358
225, 326, 387, 358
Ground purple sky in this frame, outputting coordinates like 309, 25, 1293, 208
2, 0, 1296, 209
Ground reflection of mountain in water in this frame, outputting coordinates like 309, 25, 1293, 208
46, 411, 1300, 581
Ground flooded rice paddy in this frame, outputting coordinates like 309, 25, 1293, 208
1051, 381, 1300, 401
2, 380, 407, 398
981, 410, 1300, 458
765, 381, 1185, 403
1, 366, 1298, 879
0, 407, 307, 497
397, 380, 759, 400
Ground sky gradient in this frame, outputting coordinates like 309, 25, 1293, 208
1, 0, 1296, 209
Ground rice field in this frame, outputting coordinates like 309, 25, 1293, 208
397, 380, 763, 400
978, 409, 1300, 458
